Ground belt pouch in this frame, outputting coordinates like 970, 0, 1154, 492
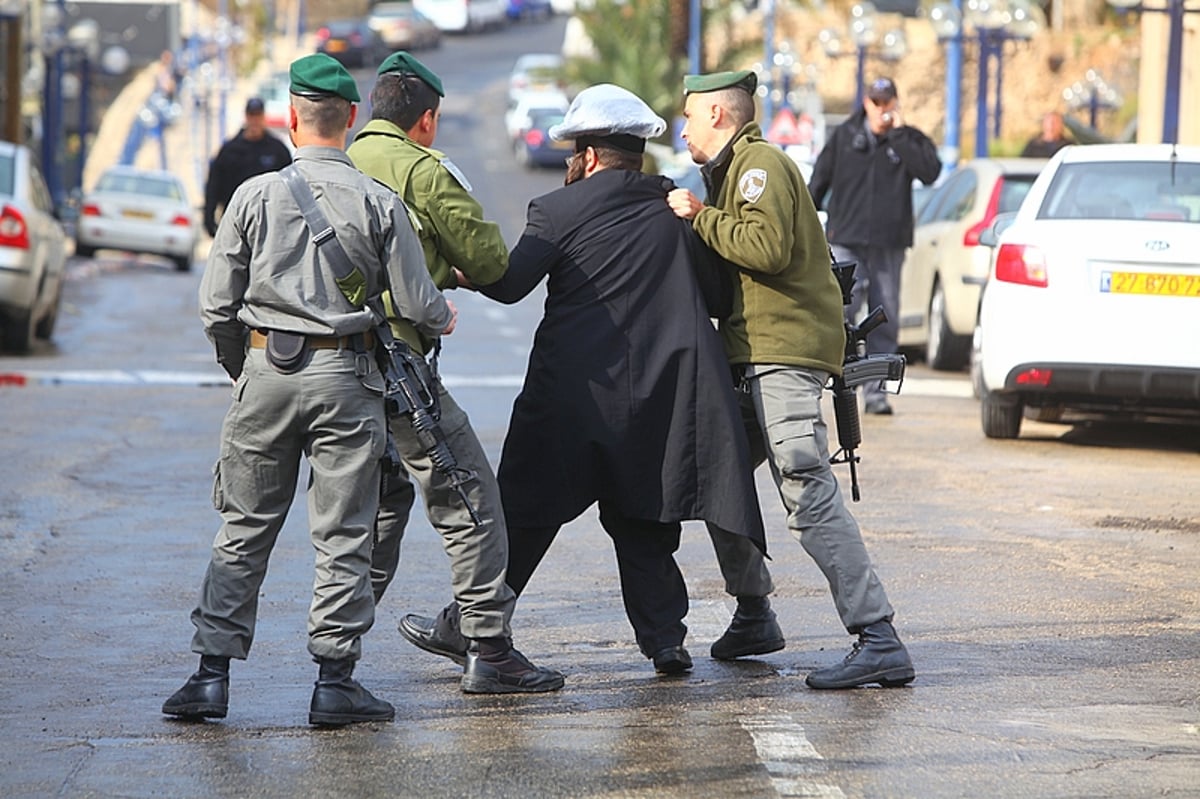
265, 330, 308, 373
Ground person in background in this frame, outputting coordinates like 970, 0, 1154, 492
668, 69, 916, 690
808, 76, 941, 416
203, 97, 293, 237
347, 51, 563, 695
1021, 111, 1072, 158
162, 54, 454, 726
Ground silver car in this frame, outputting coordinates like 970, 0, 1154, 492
75, 166, 197, 272
0, 141, 69, 353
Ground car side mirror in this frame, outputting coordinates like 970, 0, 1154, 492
978, 212, 1017, 248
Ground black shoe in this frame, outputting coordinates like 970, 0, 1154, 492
461, 644, 565, 694
651, 645, 693, 675
864, 398, 894, 415
162, 655, 229, 720
805, 619, 915, 689
711, 598, 786, 660
309, 658, 395, 726
399, 606, 469, 666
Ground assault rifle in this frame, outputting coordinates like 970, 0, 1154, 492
828, 260, 906, 501
375, 326, 483, 525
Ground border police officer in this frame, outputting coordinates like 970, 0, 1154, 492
667, 70, 916, 690
163, 54, 455, 725
347, 51, 563, 694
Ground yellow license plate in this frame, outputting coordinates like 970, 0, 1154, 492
1101, 271, 1200, 297
122, 209, 154, 220
326, 40, 347, 52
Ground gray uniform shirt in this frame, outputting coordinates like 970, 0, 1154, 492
200, 145, 451, 363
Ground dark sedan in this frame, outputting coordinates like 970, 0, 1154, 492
514, 109, 570, 169
315, 19, 390, 69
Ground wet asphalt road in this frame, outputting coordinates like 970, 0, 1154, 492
3, 14, 1200, 799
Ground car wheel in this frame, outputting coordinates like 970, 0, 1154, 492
927, 279, 971, 371
173, 253, 192, 272
35, 283, 63, 339
75, 241, 96, 259
2, 308, 36, 353
981, 391, 1022, 439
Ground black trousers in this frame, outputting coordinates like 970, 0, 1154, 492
506, 503, 688, 658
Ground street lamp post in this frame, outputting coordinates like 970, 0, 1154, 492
0, 0, 23, 144
1107, 0, 1198, 144
1062, 69, 1123, 129
930, 0, 1042, 158
819, 2, 908, 109
65, 19, 99, 204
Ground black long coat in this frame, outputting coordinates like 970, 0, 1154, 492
479, 168, 765, 551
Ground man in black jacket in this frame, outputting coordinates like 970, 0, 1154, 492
203, 98, 293, 237
809, 77, 940, 415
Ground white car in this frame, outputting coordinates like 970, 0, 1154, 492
507, 53, 563, 106
974, 144, 1200, 439
504, 89, 570, 144
74, 166, 198, 272
0, 141, 68, 352
898, 158, 1045, 370
413, 0, 506, 32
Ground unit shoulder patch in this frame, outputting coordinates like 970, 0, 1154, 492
738, 168, 767, 203
440, 158, 473, 192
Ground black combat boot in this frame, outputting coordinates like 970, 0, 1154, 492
162, 655, 230, 719
650, 645, 694, 675
805, 619, 916, 690
710, 596, 786, 660
308, 657, 395, 726
398, 603, 468, 665
461, 638, 565, 694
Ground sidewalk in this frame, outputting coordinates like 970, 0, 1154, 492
83, 14, 308, 255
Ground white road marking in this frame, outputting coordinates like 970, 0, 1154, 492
740, 715, 846, 798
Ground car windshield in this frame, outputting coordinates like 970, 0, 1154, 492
97, 173, 182, 200
0, 153, 13, 196
1037, 160, 1200, 222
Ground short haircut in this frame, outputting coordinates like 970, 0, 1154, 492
712, 87, 756, 128
574, 141, 643, 172
371, 72, 441, 131
290, 94, 351, 137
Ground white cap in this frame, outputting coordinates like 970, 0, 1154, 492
549, 84, 667, 144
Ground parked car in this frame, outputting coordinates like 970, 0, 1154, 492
315, 18, 389, 69
506, 0, 553, 20
368, 3, 442, 50
505, 88, 569, 144
514, 109, 569, 169
507, 53, 564, 106
0, 140, 68, 352
898, 158, 1046, 370
74, 166, 198, 272
974, 144, 1200, 439
413, 0, 507, 33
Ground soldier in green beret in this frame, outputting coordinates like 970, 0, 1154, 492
347, 51, 564, 694
164, 53, 455, 725
667, 70, 916, 690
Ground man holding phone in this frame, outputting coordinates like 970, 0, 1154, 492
809, 77, 940, 415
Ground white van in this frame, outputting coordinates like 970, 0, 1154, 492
412, 0, 506, 32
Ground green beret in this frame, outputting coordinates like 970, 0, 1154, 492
289, 53, 361, 102
377, 51, 444, 97
683, 69, 758, 96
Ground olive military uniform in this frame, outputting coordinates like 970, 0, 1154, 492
691, 119, 895, 634
347, 94, 514, 643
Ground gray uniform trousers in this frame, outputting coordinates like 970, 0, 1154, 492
706, 364, 894, 633
372, 379, 515, 641
832, 243, 905, 404
190, 347, 387, 662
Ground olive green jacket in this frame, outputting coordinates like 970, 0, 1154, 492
692, 122, 845, 375
348, 119, 508, 351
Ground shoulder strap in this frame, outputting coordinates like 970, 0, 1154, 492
279, 164, 355, 284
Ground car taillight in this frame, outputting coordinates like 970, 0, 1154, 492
170, 214, 191, 227
82, 203, 101, 217
524, 129, 544, 146
0, 204, 30, 249
994, 243, 1048, 287
963, 175, 1005, 246
1015, 368, 1053, 386
316, 27, 330, 40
